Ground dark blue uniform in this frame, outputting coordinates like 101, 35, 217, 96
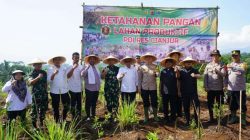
160, 68, 178, 121
179, 67, 200, 125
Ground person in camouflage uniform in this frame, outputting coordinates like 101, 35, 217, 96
101, 55, 120, 120
28, 58, 48, 128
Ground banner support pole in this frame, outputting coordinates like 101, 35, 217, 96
80, 2, 85, 65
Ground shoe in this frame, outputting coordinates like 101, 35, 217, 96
228, 111, 238, 124
144, 107, 149, 124
152, 108, 159, 122
86, 117, 91, 121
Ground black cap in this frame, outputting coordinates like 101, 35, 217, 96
231, 50, 240, 56
210, 49, 221, 57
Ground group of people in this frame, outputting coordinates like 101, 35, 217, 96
1, 49, 248, 129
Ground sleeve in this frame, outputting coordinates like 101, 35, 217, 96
2, 81, 12, 93
26, 87, 32, 105
216, 64, 226, 77
135, 68, 138, 86
203, 66, 208, 89
66, 65, 73, 74
81, 65, 89, 78
178, 70, 183, 80
47, 68, 53, 83
138, 67, 143, 90
116, 68, 123, 80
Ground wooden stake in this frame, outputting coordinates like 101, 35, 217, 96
239, 90, 242, 140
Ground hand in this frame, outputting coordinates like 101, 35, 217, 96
102, 68, 108, 75
37, 73, 43, 79
191, 73, 195, 77
11, 80, 17, 86
204, 87, 208, 92
214, 68, 220, 73
227, 64, 232, 69
121, 72, 126, 78
174, 66, 179, 72
54, 69, 59, 75
223, 87, 227, 92
73, 63, 78, 69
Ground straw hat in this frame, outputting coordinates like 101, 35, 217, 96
103, 55, 119, 64
179, 56, 198, 66
167, 50, 183, 57
12, 70, 25, 75
140, 53, 157, 62
48, 56, 66, 65
160, 57, 177, 67
120, 56, 136, 65
28, 58, 47, 65
84, 55, 100, 65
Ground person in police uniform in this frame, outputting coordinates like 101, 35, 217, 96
167, 50, 184, 117
138, 53, 159, 123
203, 50, 226, 123
226, 50, 248, 126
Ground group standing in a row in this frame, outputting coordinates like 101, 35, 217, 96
1, 49, 247, 128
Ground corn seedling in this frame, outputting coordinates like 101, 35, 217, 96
190, 101, 204, 140
190, 119, 204, 140
213, 100, 226, 131
0, 120, 22, 140
24, 118, 81, 140
117, 101, 139, 130
146, 131, 159, 140
92, 116, 105, 138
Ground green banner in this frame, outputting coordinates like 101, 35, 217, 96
82, 6, 218, 62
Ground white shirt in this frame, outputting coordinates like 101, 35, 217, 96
67, 65, 83, 93
117, 66, 138, 92
1, 81, 32, 111
47, 65, 69, 94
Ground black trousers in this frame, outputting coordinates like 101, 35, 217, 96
85, 89, 99, 118
69, 91, 82, 119
207, 90, 224, 119
121, 92, 136, 104
176, 96, 183, 116
50, 93, 70, 122
162, 94, 177, 120
7, 109, 26, 123
182, 93, 200, 124
229, 90, 247, 112
141, 89, 158, 108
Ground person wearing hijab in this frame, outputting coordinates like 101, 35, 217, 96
2, 70, 32, 124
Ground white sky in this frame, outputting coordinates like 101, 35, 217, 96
0, 0, 249, 64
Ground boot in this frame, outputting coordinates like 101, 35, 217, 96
144, 107, 149, 123
241, 112, 246, 126
208, 111, 216, 123
228, 111, 237, 124
153, 108, 159, 122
